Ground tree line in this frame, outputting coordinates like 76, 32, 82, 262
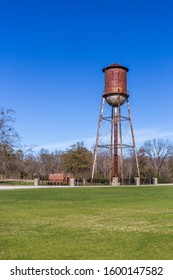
1, 107, 173, 183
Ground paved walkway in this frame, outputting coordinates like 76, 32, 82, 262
0, 185, 79, 190
0, 183, 173, 190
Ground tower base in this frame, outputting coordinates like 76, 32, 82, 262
135, 177, 140, 186
112, 177, 119, 186
70, 178, 75, 186
153, 178, 158, 185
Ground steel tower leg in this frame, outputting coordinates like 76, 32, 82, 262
113, 107, 118, 178
118, 104, 124, 185
111, 107, 119, 186
91, 97, 105, 181
92, 96, 140, 186
127, 99, 140, 179
109, 107, 114, 183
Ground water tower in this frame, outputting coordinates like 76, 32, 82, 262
92, 63, 140, 186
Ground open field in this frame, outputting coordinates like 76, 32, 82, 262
0, 180, 33, 186
0, 185, 173, 260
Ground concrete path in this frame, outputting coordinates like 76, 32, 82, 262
0, 185, 79, 190
0, 183, 172, 190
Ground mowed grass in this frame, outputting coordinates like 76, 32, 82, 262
0, 186, 173, 260
0, 180, 33, 186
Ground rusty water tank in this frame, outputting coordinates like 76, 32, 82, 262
102, 63, 129, 107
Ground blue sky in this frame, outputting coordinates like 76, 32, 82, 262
1, 0, 173, 151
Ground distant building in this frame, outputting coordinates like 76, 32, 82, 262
48, 173, 73, 185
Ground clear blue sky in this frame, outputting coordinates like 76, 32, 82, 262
1, 0, 173, 151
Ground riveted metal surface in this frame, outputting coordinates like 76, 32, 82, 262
104, 94, 127, 107
103, 65, 128, 96
102, 63, 129, 107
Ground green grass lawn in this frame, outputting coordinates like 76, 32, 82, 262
0, 186, 173, 260
0, 180, 33, 186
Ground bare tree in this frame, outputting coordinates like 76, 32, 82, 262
0, 107, 21, 178
0, 107, 20, 147
36, 149, 63, 178
141, 139, 173, 178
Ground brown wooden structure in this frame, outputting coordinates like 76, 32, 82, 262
48, 173, 73, 185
